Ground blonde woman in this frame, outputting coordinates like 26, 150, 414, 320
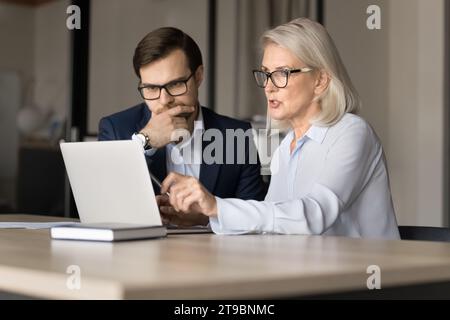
159, 18, 400, 239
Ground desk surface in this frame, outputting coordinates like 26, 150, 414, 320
1, 214, 450, 299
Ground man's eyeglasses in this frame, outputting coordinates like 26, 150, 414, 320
138, 72, 194, 100
252, 67, 313, 88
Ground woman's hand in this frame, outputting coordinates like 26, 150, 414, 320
160, 172, 218, 217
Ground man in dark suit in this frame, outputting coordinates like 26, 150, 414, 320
98, 27, 266, 227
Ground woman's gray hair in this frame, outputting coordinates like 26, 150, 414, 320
262, 18, 361, 127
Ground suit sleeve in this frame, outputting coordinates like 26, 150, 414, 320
98, 117, 117, 141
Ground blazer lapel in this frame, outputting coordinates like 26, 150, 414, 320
199, 107, 221, 193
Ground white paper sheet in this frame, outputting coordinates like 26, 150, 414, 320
0, 222, 79, 230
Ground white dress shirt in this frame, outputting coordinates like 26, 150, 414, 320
165, 108, 203, 179
209, 113, 400, 239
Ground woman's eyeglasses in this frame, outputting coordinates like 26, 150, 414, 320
252, 67, 313, 88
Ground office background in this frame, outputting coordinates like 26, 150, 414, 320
0, 0, 448, 228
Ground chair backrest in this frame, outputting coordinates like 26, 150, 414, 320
398, 226, 450, 242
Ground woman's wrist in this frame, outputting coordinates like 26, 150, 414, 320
205, 196, 218, 217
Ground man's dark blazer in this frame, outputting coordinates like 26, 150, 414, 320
98, 103, 267, 200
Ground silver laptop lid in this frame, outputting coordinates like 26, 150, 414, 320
60, 140, 162, 226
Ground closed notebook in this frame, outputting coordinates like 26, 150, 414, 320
50, 223, 167, 242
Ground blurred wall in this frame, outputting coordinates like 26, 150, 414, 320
0, 0, 70, 211
0, 3, 34, 80
0, 3, 34, 209
33, 0, 70, 119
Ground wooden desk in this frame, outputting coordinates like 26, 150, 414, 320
1, 215, 450, 299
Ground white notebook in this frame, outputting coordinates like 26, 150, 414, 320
50, 223, 167, 242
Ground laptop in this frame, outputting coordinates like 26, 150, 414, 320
59, 140, 212, 235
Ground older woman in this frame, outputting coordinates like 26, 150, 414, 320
160, 18, 400, 239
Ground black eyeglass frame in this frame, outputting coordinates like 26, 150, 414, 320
252, 67, 313, 88
138, 72, 195, 100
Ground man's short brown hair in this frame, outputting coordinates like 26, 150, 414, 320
133, 27, 203, 78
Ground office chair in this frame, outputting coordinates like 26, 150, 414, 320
398, 226, 450, 242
